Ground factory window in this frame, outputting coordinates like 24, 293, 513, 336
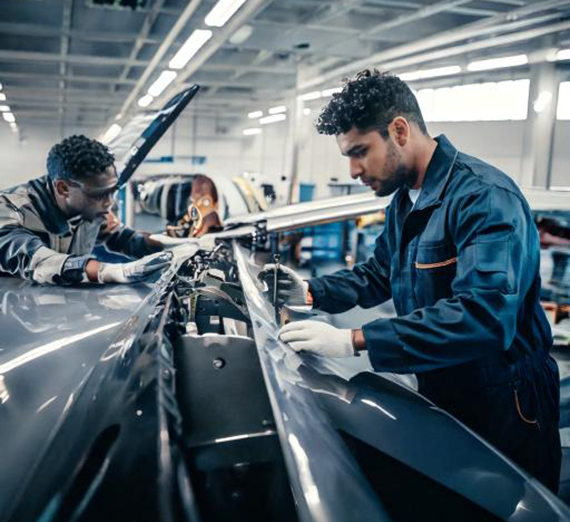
416, 79, 530, 122
556, 81, 570, 120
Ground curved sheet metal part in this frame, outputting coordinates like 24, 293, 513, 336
232, 241, 391, 522
233, 242, 570, 522
0, 277, 155, 519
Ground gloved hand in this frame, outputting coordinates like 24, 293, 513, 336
279, 320, 354, 358
98, 251, 173, 284
258, 264, 309, 306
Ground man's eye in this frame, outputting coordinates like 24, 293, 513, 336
353, 149, 367, 158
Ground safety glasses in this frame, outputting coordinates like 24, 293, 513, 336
67, 179, 119, 202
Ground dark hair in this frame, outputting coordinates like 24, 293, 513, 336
316, 69, 427, 137
46, 135, 115, 180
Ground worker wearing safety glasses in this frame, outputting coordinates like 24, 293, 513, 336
0, 135, 171, 285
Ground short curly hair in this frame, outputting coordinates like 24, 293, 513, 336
316, 69, 427, 137
47, 135, 115, 181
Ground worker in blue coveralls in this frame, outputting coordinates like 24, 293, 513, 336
259, 69, 561, 492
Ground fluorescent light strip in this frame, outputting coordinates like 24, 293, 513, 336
138, 94, 154, 108
205, 0, 247, 28
299, 91, 321, 101
248, 110, 263, 119
556, 49, 570, 61
399, 65, 461, 82
268, 105, 286, 115
0, 93, 5, 101
243, 127, 261, 135
169, 29, 213, 69
148, 70, 177, 97
0, 105, 10, 112
467, 54, 528, 72
102, 124, 122, 144
2, 112, 15, 123
321, 87, 342, 97
259, 114, 286, 125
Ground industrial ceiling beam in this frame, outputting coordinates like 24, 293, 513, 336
155, 0, 274, 107
0, 71, 137, 85
58, 0, 73, 134
115, 0, 205, 123
300, 0, 570, 90
0, 22, 162, 44
113, 0, 166, 104
0, 50, 148, 67
201, 62, 296, 74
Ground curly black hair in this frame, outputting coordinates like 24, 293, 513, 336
316, 69, 427, 137
46, 135, 115, 181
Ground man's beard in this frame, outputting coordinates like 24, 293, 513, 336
373, 140, 417, 197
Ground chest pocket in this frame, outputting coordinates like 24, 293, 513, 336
414, 243, 457, 307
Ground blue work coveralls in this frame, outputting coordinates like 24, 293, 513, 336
308, 135, 561, 491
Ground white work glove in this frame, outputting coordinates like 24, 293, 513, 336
97, 251, 173, 284
279, 320, 354, 358
258, 264, 309, 306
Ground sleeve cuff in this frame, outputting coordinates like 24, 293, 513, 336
307, 278, 325, 309
362, 318, 410, 373
59, 254, 94, 284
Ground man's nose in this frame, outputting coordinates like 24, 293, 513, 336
102, 194, 114, 208
349, 157, 363, 179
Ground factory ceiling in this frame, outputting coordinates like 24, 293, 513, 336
1, 0, 570, 136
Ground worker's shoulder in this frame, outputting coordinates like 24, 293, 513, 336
0, 177, 47, 223
450, 151, 525, 204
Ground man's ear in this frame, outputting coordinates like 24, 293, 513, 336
389, 116, 410, 147
54, 179, 70, 197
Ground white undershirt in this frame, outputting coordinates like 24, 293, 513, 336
408, 188, 422, 206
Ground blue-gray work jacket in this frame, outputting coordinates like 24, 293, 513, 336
308, 135, 552, 374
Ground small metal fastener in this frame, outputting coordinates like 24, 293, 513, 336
273, 253, 281, 324
213, 358, 226, 369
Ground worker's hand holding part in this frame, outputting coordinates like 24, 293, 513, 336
97, 251, 173, 284
279, 320, 354, 358
258, 264, 309, 306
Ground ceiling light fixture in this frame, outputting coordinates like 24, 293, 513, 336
399, 66, 461, 82
467, 54, 528, 72
102, 124, 122, 144
138, 94, 154, 108
248, 110, 263, 119
3, 112, 15, 123
0, 94, 5, 101
303, 108, 311, 116
229, 24, 253, 45
555, 49, 570, 61
321, 87, 342, 97
268, 105, 286, 115
0, 105, 10, 112
299, 91, 321, 101
205, 0, 247, 28
169, 29, 213, 69
243, 127, 261, 135
148, 71, 177, 97
259, 114, 286, 125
